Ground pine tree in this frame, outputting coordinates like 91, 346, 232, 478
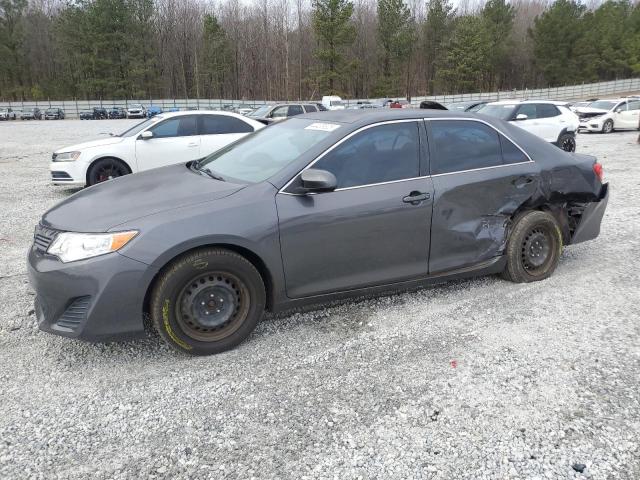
312, 0, 355, 94
423, 0, 454, 94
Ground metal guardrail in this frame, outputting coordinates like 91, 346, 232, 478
1, 78, 639, 119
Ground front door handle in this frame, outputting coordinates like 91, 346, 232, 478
402, 191, 430, 205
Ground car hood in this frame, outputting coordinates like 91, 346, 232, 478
42, 164, 245, 232
54, 136, 125, 153
575, 107, 608, 115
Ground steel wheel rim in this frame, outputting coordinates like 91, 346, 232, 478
521, 226, 554, 276
176, 272, 250, 342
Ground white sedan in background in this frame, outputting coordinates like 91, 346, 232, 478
50, 111, 265, 186
576, 98, 640, 133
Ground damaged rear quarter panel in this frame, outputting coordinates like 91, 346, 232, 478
429, 161, 540, 273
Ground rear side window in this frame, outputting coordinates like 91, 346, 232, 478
303, 104, 318, 113
288, 105, 304, 116
150, 116, 198, 138
430, 120, 502, 174
200, 115, 253, 135
536, 104, 561, 118
313, 122, 420, 189
499, 135, 529, 164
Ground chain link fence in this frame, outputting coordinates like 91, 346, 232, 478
2, 78, 639, 119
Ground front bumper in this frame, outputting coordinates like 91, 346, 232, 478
571, 183, 609, 244
49, 159, 87, 186
578, 118, 604, 132
27, 245, 156, 342
127, 112, 145, 118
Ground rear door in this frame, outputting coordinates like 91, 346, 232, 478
427, 119, 538, 273
198, 114, 255, 156
276, 120, 433, 298
135, 115, 200, 170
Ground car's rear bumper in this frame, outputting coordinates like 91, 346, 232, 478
27, 247, 154, 342
571, 183, 609, 244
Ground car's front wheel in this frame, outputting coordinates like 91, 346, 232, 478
502, 211, 563, 283
557, 133, 576, 152
150, 248, 266, 355
87, 158, 130, 185
602, 119, 614, 133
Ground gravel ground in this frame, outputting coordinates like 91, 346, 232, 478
0, 120, 639, 480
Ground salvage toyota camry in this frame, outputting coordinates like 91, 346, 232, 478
28, 110, 609, 355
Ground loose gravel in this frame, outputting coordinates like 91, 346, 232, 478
0, 120, 639, 480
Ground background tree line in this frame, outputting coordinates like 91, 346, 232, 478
1, 0, 639, 101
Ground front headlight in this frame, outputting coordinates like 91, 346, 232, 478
47, 230, 138, 263
53, 151, 81, 162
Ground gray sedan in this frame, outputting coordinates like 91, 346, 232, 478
28, 110, 608, 355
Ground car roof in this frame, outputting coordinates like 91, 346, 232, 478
487, 100, 568, 106
298, 108, 487, 126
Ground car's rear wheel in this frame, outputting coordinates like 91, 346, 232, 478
502, 211, 563, 283
558, 133, 576, 152
87, 158, 130, 186
602, 119, 614, 133
150, 248, 266, 355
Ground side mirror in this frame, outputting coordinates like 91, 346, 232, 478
140, 130, 153, 140
299, 169, 337, 193
614, 108, 622, 113
515, 113, 528, 121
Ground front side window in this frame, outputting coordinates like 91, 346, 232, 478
312, 122, 420, 189
516, 104, 537, 119
615, 102, 628, 112
150, 116, 197, 138
288, 105, 304, 116
430, 120, 502, 175
200, 115, 253, 135
627, 100, 640, 111
536, 104, 560, 118
271, 106, 289, 119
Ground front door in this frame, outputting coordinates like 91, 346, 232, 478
276, 120, 433, 298
616, 100, 640, 129
427, 119, 539, 273
135, 115, 200, 171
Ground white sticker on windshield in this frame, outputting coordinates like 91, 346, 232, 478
305, 122, 341, 132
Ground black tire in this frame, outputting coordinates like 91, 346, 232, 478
602, 119, 613, 134
557, 133, 576, 152
87, 157, 130, 185
502, 211, 563, 283
150, 248, 266, 355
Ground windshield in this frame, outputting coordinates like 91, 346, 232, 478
330, 100, 344, 106
129, 104, 143, 109
118, 116, 162, 137
197, 118, 340, 183
476, 104, 516, 120
249, 106, 271, 117
588, 101, 616, 111
46, 109, 57, 113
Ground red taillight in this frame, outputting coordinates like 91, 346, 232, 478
593, 162, 604, 182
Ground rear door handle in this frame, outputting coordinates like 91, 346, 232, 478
403, 191, 430, 205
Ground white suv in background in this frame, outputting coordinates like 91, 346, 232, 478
50, 111, 264, 187
476, 100, 579, 151
576, 98, 640, 133
126, 104, 146, 118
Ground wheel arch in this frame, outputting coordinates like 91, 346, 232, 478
507, 203, 571, 246
85, 156, 133, 184
142, 243, 276, 319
